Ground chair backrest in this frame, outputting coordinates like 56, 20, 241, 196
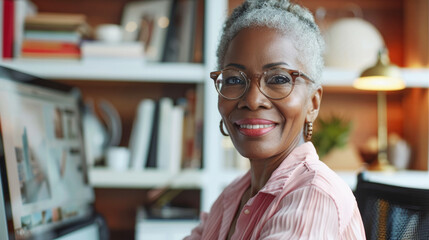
354, 172, 429, 240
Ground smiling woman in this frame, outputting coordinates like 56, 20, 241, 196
185, 0, 365, 239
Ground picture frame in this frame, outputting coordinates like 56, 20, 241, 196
121, 0, 173, 62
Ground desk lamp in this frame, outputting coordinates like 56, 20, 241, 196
353, 48, 405, 171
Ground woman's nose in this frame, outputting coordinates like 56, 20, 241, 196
237, 80, 271, 110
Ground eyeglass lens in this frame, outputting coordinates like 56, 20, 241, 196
215, 69, 294, 99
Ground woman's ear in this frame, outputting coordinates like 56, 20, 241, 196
306, 86, 323, 122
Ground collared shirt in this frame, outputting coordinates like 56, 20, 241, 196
185, 142, 366, 240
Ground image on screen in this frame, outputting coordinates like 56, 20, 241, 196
0, 75, 94, 238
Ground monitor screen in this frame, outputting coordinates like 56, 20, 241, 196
0, 67, 95, 239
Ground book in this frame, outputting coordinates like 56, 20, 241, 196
162, 0, 179, 62
192, 84, 204, 168
81, 41, 144, 59
192, 0, 204, 63
14, 0, 27, 58
24, 30, 82, 44
0, 0, 3, 58
182, 90, 196, 168
146, 102, 160, 168
24, 13, 88, 32
22, 40, 80, 50
162, 0, 197, 62
129, 99, 156, 170
177, 0, 197, 62
168, 105, 185, 173
156, 98, 174, 170
21, 40, 80, 59
3, 0, 14, 59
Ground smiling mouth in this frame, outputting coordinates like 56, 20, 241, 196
234, 119, 277, 137
239, 124, 275, 129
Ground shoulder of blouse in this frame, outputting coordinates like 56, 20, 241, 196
284, 159, 359, 232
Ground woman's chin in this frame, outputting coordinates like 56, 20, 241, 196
235, 148, 274, 161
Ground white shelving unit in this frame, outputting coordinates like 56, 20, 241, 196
0, 0, 230, 215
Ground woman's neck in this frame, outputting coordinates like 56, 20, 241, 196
248, 157, 282, 196
248, 137, 305, 197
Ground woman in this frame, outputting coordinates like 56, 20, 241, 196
186, 0, 365, 239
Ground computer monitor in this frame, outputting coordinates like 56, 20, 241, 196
0, 66, 102, 240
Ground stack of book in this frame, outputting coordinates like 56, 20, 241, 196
162, 0, 204, 63
81, 41, 145, 61
128, 89, 203, 172
21, 13, 89, 59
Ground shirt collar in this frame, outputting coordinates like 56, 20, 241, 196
258, 142, 318, 195
224, 170, 251, 202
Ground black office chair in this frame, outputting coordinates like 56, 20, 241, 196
354, 172, 429, 240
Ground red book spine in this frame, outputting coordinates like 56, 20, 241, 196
3, 0, 14, 59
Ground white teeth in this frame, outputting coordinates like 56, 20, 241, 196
239, 124, 274, 129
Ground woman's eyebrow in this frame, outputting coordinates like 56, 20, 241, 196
263, 62, 289, 69
225, 63, 246, 69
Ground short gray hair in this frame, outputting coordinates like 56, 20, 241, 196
217, 0, 325, 86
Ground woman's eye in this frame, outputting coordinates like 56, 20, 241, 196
224, 77, 244, 85
267, 75, 291, 84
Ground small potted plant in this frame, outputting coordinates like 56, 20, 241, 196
312, 115, 362, 170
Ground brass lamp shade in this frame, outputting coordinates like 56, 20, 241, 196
354, 50, 405, 91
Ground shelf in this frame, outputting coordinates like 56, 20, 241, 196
0, 59, 426, 87
0, 59, 205, 83
135, 219, 199, 240
322, 67, 429, 88
89, 168, 203, 189
89, 168, 429, 191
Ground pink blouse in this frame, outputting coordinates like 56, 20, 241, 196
185, 142, 366, 239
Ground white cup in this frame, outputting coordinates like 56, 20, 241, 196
106, 147, 130, 171
95, 24, 123, 43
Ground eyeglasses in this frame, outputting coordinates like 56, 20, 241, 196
210, 67, 314, 100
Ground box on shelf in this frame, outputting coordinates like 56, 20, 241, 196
81, 41, 145, 60
135, 207, 199, 240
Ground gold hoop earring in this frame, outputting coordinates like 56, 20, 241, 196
219, 119, 229, 137
304, 121, 313, 141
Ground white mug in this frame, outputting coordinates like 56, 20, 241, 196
95, 24, 123, 43
106, 147, 130, 171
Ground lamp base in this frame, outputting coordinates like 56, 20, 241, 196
367, 158, 396, 172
